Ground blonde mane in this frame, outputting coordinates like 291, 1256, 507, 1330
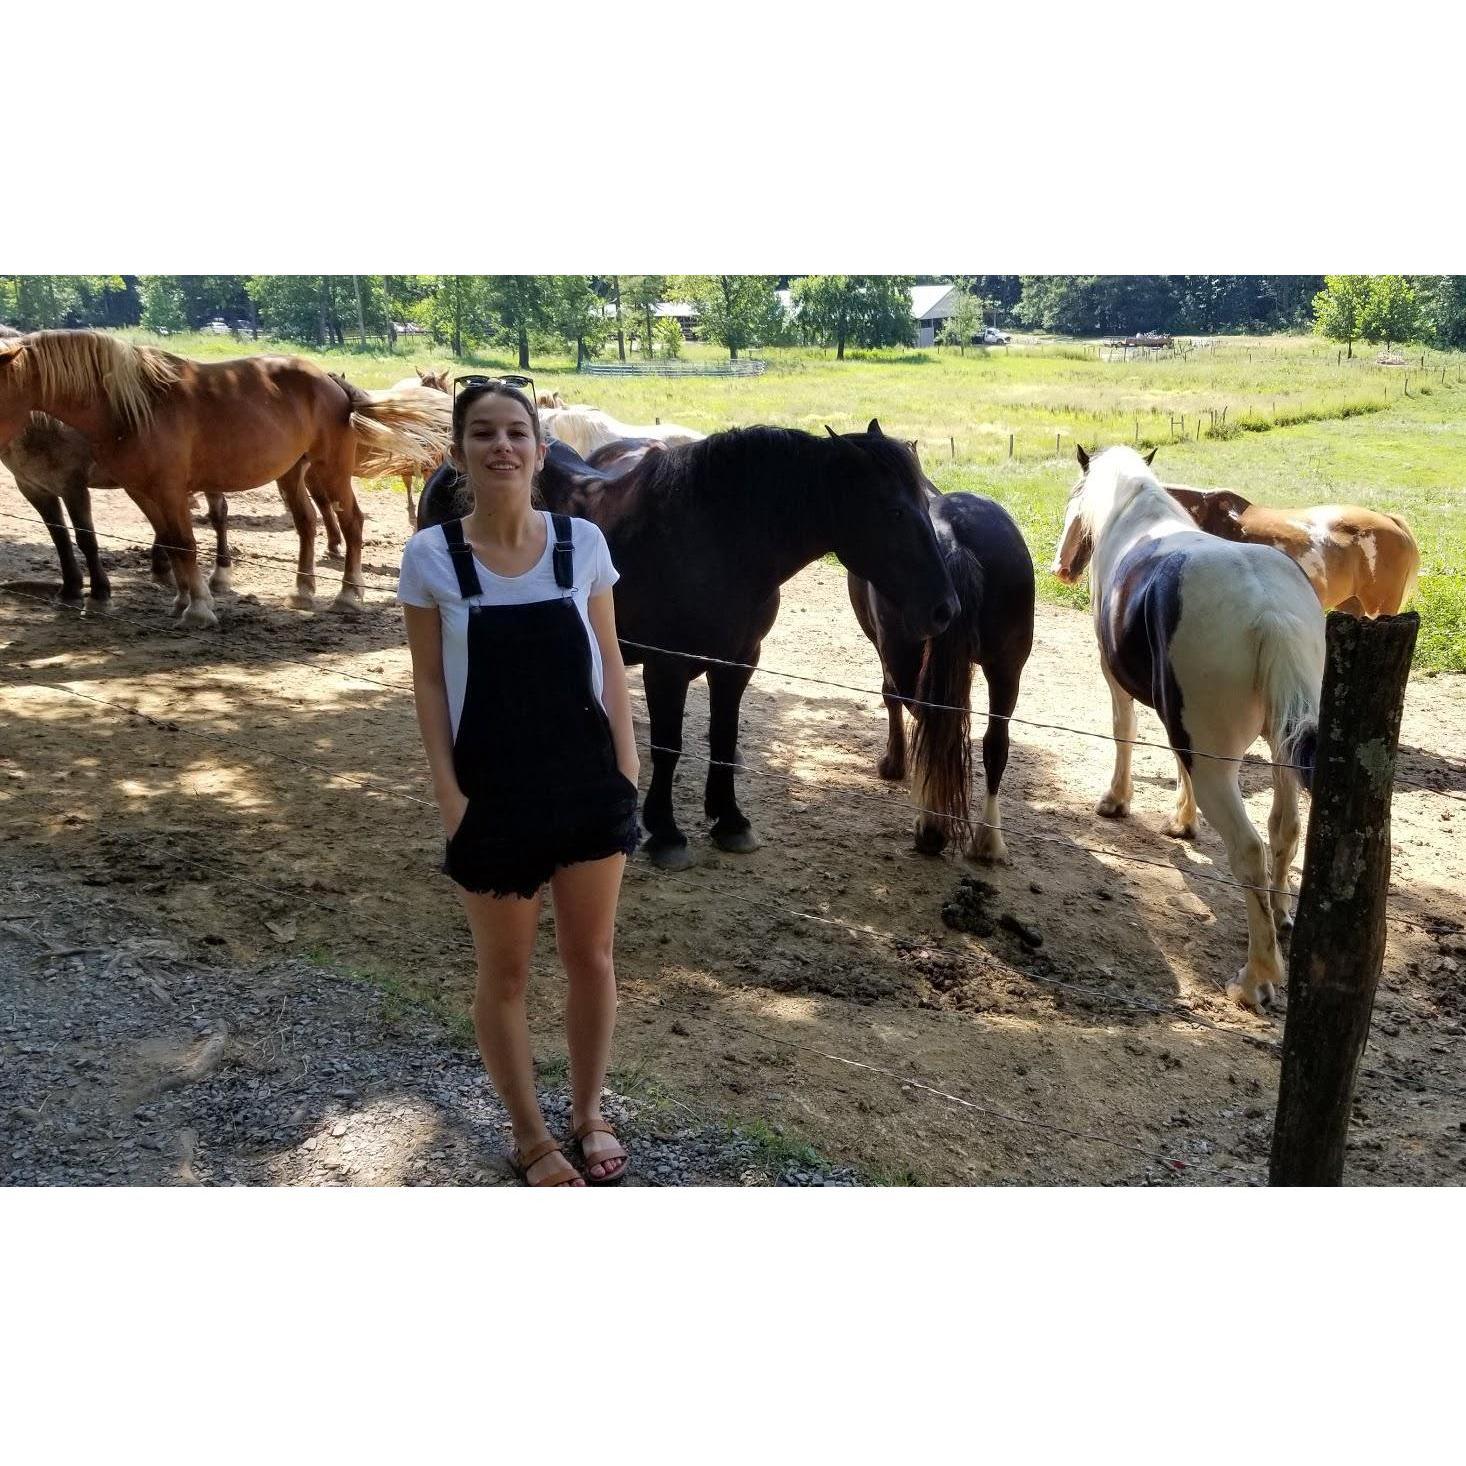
15, 330, 181, 434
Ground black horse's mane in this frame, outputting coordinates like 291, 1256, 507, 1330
419, 423, 925, 535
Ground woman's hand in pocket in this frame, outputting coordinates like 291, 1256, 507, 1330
441, 788, 470, 840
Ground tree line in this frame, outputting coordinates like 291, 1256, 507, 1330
3, 274, 1464, 359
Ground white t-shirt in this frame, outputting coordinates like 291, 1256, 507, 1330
397, 512, 621, 738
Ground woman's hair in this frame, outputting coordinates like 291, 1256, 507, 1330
451, 380, 542, 450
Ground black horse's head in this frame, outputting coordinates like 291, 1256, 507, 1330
826, 419, 957, 637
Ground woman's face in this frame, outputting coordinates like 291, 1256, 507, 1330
451, 392, 546, 498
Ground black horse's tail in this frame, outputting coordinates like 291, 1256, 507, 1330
911, 542, 984, 842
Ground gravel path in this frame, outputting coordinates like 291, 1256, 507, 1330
1, 854, 859, 1187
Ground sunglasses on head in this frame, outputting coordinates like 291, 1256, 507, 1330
453, 372, 536, 401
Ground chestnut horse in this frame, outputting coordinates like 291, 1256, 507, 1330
1163, 483, 1419, 616
419, 421, 959, 868
0, 331, 445, 626
1054, 446, 1324, 1011
850, 487, 1034, 864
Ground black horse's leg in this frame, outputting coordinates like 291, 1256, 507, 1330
204, 492, 232, 593
877, 637, 922, 782
971, 662, 1021, 865
705, 659, 758, 852
61, 476, 110, 604
19, 483, 85, 606
641, 656, 695, 870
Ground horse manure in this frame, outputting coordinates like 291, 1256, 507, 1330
998, 913, 1044, 950
942, 875, 999, 936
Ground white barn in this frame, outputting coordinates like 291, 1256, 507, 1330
910, 283, 963, 347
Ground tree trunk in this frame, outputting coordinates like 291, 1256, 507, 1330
613, 277, 625, 362
353, 275, 368, 348
316, 276, 329, 348
576, 335, 585, 369
645, 308, 654, 359
518, 326, 530, 370
451, 278, 463, 358
837, 329, 845, 362
1347, 338, 1353, 359
1269, 611, 1419, 1186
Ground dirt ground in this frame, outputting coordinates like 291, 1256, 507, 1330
2, 472, 1464, 1185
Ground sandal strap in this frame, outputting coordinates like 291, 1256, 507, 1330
517, 1137, 565, 1169
572, 1120, 619, 1143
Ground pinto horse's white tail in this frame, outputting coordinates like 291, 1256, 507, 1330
1258, 615, 1323, 793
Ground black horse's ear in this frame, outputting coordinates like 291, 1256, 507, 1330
867, 418, 883, 436
1076, 445, 1090, 471
1143, 447, 1157, 466
825, 424, 839, 438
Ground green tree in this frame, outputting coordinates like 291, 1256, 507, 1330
1312, 275, 1371, 358
1361, 275, 1422, 351
549, 275, 610, 367
486, 276, 557, 369
139, 276, 187, 334
624, 275, 668, 359
791, 275, 914, 359
655, 316, 683, 360
1417, 275, 1466, 349
939, 279, 985, 354
677, 275, 778, 360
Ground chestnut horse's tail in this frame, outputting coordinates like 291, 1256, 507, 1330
911, 541, 984, 844
346, 381, 453, 479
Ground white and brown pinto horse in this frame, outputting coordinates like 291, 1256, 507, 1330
1163, 484, 1419, 617
1054, 446, 1325, 1010
539, 404, 705, 457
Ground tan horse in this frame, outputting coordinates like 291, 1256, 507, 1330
1164, 484, 1419, 616
0, 409, 234, 604
0, 332, 445, 626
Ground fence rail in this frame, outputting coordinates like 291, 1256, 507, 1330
580, 359, 767, 378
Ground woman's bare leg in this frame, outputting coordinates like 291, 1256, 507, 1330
549, 854, 627, 1181
460, 885, 583, 1184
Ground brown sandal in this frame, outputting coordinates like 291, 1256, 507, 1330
509, 1138, 583, 1187
570, 1120, 629, 1186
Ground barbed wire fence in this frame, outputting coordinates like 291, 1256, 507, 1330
0, 516, 1459, 1180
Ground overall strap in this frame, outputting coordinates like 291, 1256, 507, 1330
551, 513, 575, 591
439, 518, 483, 599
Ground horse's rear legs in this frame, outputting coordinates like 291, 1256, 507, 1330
1266, 762, 1303, 937
133, 490, 215, 629
204, 492, 232, 594
1189, 761, 1284, 1011
971, 668, 1022, 865
1096, 666, 1136, 818
19, 482, 88, 606
705, 660, 758, 853
403, 472, 418, 529
641, 657, 693, 869
307, 466, 364, 613
1165, 756, 1199, 839
276, 462, 318, 609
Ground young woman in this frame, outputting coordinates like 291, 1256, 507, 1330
399, 380, 640, 1186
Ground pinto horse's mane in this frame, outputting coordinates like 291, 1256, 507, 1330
1077, 445, 1188, 541
5, 329, 181, 434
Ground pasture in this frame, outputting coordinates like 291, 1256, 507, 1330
2, 331, 1463, 1184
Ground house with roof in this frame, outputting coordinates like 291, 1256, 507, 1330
910, 283, 964, 347
775, 282, 976, 347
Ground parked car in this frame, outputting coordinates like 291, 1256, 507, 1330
980, 326, 1010, 345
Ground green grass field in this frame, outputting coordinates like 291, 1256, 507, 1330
120, 329, 1466, 671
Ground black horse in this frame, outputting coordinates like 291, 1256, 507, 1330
849, 490, 1034, 863
419, 420, 959, 868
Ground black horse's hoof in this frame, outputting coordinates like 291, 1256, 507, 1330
644, 837, 694, 871
712, 826, 761, 854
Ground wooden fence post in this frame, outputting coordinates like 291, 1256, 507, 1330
950, 436, 955, 460
1008, 432, 1014, 459
1269, 611, 1419, 1186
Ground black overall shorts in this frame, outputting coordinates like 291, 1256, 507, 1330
439, 513, 640, 898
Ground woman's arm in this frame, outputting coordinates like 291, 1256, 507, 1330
402, 603, 468, 836
588, 589, 639, 785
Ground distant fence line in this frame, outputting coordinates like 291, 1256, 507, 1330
580, 359, 767, 378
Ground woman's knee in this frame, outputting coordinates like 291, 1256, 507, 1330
559, 940, 615, 987
476, 959, 532, 1004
